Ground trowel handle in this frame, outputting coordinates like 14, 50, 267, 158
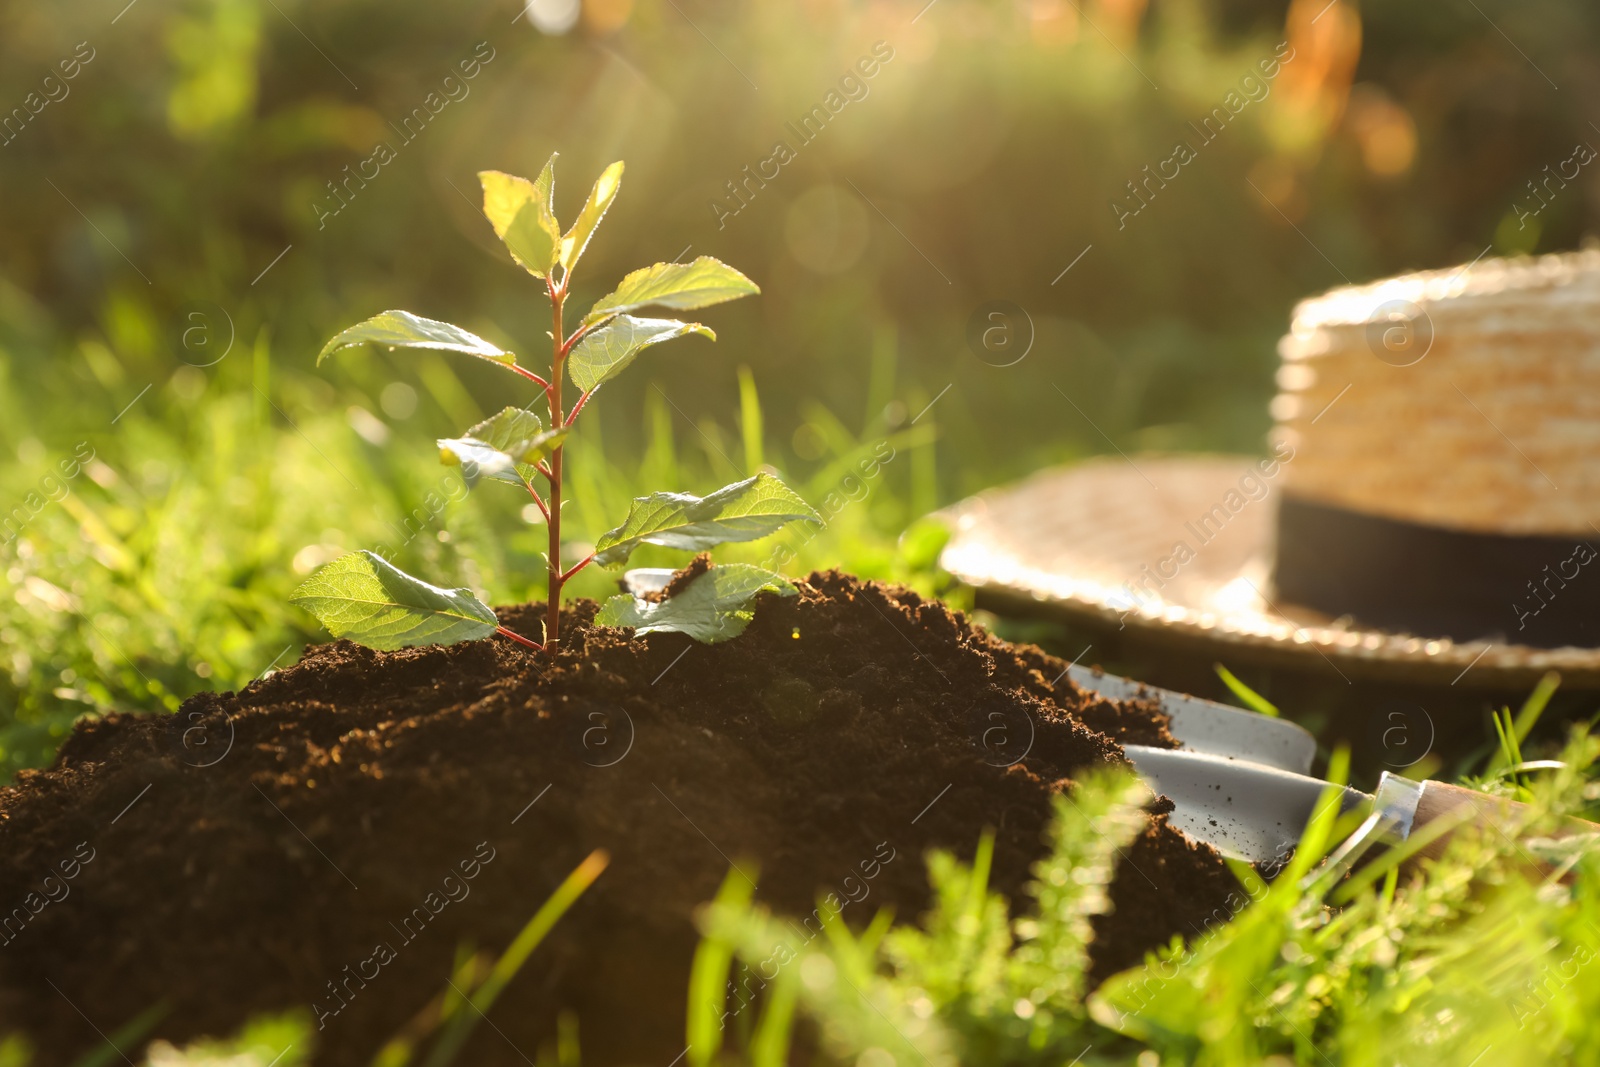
1382, 775, 1598, 872
1407, 780, 1531, 863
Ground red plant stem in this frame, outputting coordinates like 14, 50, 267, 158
565, 388, 596, 428
545, 277, 566, 650
495, 625, 544, 651
509, 364, 552, 393
523, 479, 549, 521
560, 553, 594, 583
560, 322, 589, 357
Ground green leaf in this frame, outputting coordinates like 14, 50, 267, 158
437, 406, 567, 488
438, 430, 567, 488
584, 256, 759, 326
567, 315, 714, 393
290, 550, 498, 650
560, 160, 624, 276
592, 473, 821, 567
531, 152, 557, 212
317, 310, 514, 366
480, 164, 562, 278
463, 405, 547, 449
595, 564, 795, 643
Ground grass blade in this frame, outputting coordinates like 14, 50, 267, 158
1487, 672, 1560, 776
420, 850, 609, 1067
687, 864, 760, 1067
68, 1004, 165, 1067
738, 366, 764, 474
1214, 663, 1279, 717
748, 967, 799, 1067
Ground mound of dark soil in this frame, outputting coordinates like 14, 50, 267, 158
0, 569, 1236, 1065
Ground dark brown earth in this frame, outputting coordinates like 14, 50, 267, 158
0, 568, 1237, 1065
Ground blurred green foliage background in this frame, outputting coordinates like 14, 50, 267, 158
1, 0, 1597, 772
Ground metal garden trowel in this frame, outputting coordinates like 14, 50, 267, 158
1070, 665, 1592, 870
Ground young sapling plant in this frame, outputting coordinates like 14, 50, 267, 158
293, 154, 819, 653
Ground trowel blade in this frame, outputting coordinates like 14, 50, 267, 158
1123, 744, 1370, 864
1069, 665, 1317, 774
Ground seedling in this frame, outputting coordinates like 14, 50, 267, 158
292, 155, 819, 652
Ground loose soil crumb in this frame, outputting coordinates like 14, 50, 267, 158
0, 569, 1230, 1065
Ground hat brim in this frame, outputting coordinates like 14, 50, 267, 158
940, 455, 1600, 688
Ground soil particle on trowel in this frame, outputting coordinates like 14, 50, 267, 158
0, 567, 1230, 1065
643, 552, 714, 602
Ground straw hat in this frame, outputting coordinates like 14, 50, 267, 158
941, 250, 1600, 687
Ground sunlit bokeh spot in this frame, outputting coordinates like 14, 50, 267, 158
526, 0, 581, 35
784, 184, 870, 274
